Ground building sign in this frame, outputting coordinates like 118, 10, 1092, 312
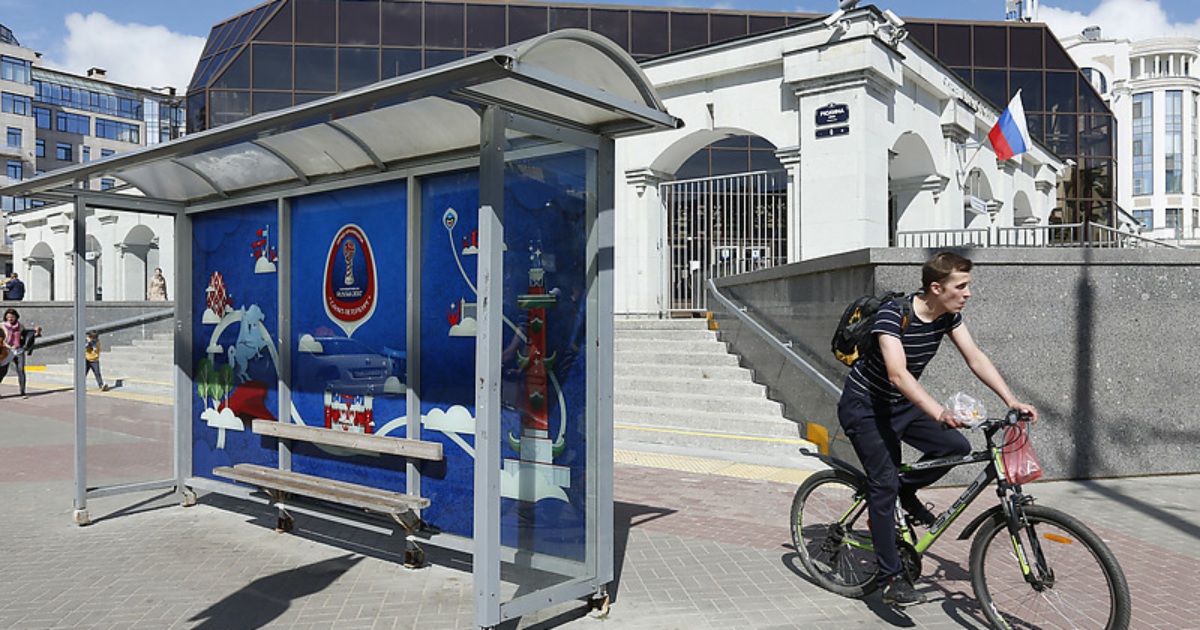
816, 103, 849, 126
816, 126, 850, 139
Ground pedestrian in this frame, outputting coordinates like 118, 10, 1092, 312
84, 330, 110, 392
0, 308, 41, 398
2, 273, 24, 301
837, 252, 1038, 607
147, 267, 168, 301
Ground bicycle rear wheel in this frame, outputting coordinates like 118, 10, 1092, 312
790, 469, 878, 597
969, 504, 1131, 629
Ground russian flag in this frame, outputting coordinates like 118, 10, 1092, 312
988, 91, 1030, 161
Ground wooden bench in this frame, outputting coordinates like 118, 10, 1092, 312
212, 420, 442, 566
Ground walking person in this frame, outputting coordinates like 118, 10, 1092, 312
0, 308, 41, 398
837, 252, 1038, 606
147, 267, 168, 301
84, 330, 110, 392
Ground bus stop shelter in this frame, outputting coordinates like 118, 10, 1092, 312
0, 30, 680, 628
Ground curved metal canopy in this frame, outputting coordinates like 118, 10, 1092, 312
2, 29, 680, 206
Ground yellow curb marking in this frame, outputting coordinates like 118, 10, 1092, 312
614, 448, 816, 485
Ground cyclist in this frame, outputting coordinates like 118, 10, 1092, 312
838, 251, 1038, 606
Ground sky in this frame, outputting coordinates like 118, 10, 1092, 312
2, 0, 1199, 93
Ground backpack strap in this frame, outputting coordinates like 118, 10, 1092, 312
892, 293, 915, 334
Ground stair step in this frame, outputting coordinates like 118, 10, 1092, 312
613, 350, 741, 368
614, 329, 718, 341
615, 319, 710, 331
615, 363, 755, 382
614, 407, 799, 438
615, 375, 766, 397
615, 390, 781, 415
613, 338, 729, 354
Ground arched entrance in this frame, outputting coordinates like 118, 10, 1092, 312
658, 132, 786, 314
26, 242, 55, 301
888, 132, 941, 241
121, 225, 158, 300
85, 235, 102, 301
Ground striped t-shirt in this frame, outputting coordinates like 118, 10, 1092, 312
844, 294, 962, 402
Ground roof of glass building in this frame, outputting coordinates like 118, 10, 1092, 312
0, 30, 680, 205
0, 23, 18, 47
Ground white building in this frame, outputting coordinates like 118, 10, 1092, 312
1063, 28, 1200, 243
1, 21, 183, 300
615, 8, 1064, 316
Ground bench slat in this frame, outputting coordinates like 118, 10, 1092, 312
213, 463, 430, 513
252, 419, 442, 461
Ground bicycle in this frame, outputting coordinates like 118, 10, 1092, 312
790, 409, 1131, 629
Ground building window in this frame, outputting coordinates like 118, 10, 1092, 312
55, 111, 91, 136
32, 78, 144, 120
1, 92, 31, 116
32, 105, 50, 129
100, 178, 115, 190
1193, 208, 1199, 229
1132, 93, 1153, 195
100, 148, 114, 158
1166, 208, 1182, 235
1134, 208, 1153, 230
1082, 67, 1107, 95
5, 126, 19, 147
95, 118, 140, 143
55, 142, 72, 162
82, 146, 91, 162
35, 138, 44, 157
1193, 92, 1199, 195
1166, 91, 1183, 194
6, 159, 21, 180
0, 55, 30, 84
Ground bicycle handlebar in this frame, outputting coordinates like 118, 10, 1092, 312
970, 408, 1034, 431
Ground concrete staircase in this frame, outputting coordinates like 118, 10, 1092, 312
614, 318, 818, 468
31, 333, 175, 397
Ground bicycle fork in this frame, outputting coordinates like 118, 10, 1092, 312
1002, 493, 1055, 591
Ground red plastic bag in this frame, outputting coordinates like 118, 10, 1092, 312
1001, 423, 1043, 485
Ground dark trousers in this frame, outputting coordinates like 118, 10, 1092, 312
0, 351, 27, 394
86, 360, 105, 388
838, 389, 971, 584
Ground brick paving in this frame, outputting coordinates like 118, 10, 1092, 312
1, 384, 1198, 629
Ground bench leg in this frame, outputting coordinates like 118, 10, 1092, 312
390, 511, 425, 568
266, 490, 295, 533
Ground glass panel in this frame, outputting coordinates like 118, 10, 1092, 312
630, 11, 669, 57
213, 49, 251, 90
591, 9, 630, 50
287, 181, 409, 493
210, 14, 248, 54
936, 25, 971, 66
905, 22, 934, 53
1045, 32, 1075, 69
1010, 70, 1043, 111
187, 92, 207, 133
208, 90, 252, 127
253, 44, 292, 91
256, 0, 293, 43
1045, 112, 1077, 155
295, 46, 336, 92
338, 47, 379, 91
510, 6, 549, 43
973, 69, 1008, 109
340, 0, 380, 45
252, 90, 292, 115
1045, 71, 1077, 113
382, 1, 423, 47
200, 23, 228, 58
425, 3, 465, 49
1008, 26, 1042, 68
748, 15, 787, 35
549, 7, 589, 31
190, 203, 280, 482
711, 14, 748, 42
1079, 75, 1107, 114
467, 5, 506, 50
973, 26, 1007, 68
670, 12, 708, 52
497, 146, 596, 601
78, 210, 176, 488
382, 48, 423, 79
425, 49, 465, 69
1079, 114, 1112, 157
295, 0, 336, 44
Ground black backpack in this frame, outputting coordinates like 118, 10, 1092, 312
831, 292, 913, 366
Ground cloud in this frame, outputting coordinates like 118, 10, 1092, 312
1041, 0, 1200, 41
44, 12, 204, 92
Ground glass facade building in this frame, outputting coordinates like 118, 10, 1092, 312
187, 1, 1117, 225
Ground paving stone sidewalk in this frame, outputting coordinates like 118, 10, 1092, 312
1, 386, 1198, 629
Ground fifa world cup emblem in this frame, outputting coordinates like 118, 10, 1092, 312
343, 239, 356, 285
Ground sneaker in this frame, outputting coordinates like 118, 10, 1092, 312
900, 492, 936, 528
100, 384, 110, 392
881, 575, 927, 607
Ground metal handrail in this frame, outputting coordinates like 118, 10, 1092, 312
895, 222, 1180, 249
706, 278, 842, 399
35, 307, 175, 347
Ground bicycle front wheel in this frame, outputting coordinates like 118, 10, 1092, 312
969, 504, 1131, 629
790, 469, 878, 597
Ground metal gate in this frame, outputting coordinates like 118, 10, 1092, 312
661, 170, 788, 314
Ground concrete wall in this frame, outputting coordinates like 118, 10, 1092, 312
711, 247, 1200, 482
2, 301, 174, 364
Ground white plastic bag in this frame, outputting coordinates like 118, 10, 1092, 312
945, 391, 986, 428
